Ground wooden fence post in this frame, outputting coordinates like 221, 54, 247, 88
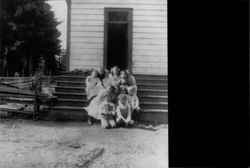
33, 88, 38, 120
32, 75, 42, 120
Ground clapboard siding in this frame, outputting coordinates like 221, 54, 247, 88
134, 22, 167, 28
71, 4, 166, 11
71, 14, 103, 21
71, 65, 102, 70
72, 58, 100, 66
72, 0, 167, 5
71, 60, 102, 66
71, 20, 104, 26
133, 56, 167, 62
71, 37, 103, 43
133, 39, 167, 46
71, 8, 167, 16
71, 25, 167, 34
134, 27, 167, 33
71, 48, 103, 55
71, 20, 167, 28
133, 44, 167, 51
71, 14, 166, 22
133, 50, 167, 56
133, 33, 167, 39
71, 31, 167, 39
70, 0, 167, 75
71, 25, 103, 32
133, 61, 167, 67
71, 43, 103, 49
133, 67, 167, 75
71, 54, 102, 60
71, 31, 104, 38
71, 9, 104, 15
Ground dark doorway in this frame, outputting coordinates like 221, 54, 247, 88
107, 23, 128, 70
104, 8, 132, 71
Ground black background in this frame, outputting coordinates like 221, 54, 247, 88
168, 0, 249, 167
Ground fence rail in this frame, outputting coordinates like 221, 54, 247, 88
0, 76, 57, 89
0, 76, 57, 119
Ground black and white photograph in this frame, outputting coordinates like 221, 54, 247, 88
0, 0, 168, 167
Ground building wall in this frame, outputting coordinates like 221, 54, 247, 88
70, 0, 167, 75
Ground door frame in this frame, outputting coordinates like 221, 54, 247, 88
103, 8, 133, 72
66, 0, 71, 71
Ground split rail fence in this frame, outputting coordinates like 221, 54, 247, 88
0, 76, 57, 119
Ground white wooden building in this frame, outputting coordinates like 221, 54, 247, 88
66, 0, 167, 75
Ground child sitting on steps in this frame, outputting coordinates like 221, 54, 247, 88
85, 69, 102, 101
116, 94, 134, 128
127, 86, 140, 124
98, 92, 117, 129
120, 70, 130, 94
126, 69, 137, 88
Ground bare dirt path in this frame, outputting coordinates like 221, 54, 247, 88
0, 118, 168, 168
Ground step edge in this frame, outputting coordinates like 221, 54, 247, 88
56, 86, 85, 89
140, 102, 168, 105
141, 109, 168, 113
56, 86, 167, 90
55, 92, 168, 97
56, 81, 167, 85
138, 95, 168, 98
56, 83, 167, 86
57, 76, 167, 81
48, 106, 85, 110
49, 107, 168, 112
138, 89, 168, 91
54, 92, 86, 95
56, 99, 87, 102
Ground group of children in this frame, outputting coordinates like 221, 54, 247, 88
84, 66, 140, 129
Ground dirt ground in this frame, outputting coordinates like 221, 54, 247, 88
0, 118, 168, 168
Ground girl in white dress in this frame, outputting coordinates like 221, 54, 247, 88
84, 85, 116, 125
85, 70, 102, 100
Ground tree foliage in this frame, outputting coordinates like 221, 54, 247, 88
1, 0, 61, 76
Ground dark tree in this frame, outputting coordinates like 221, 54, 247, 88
1, 0, 61, 76
0, 0, 17, 76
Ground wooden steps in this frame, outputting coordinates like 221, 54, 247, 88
54, 92, 86, 99
139, 109, 168, 123
56, 76, 86, 81
140, 102, 168, 109
138, 89, 167, 96
56, 75, 167, 84
55, 98, 88, 106
139, 95, 168, 102
56, 81, 168, 89
137, 83, 167, 89
49, 72, 168, 123
55, 86, 85, 93
57, 81, 85, 87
